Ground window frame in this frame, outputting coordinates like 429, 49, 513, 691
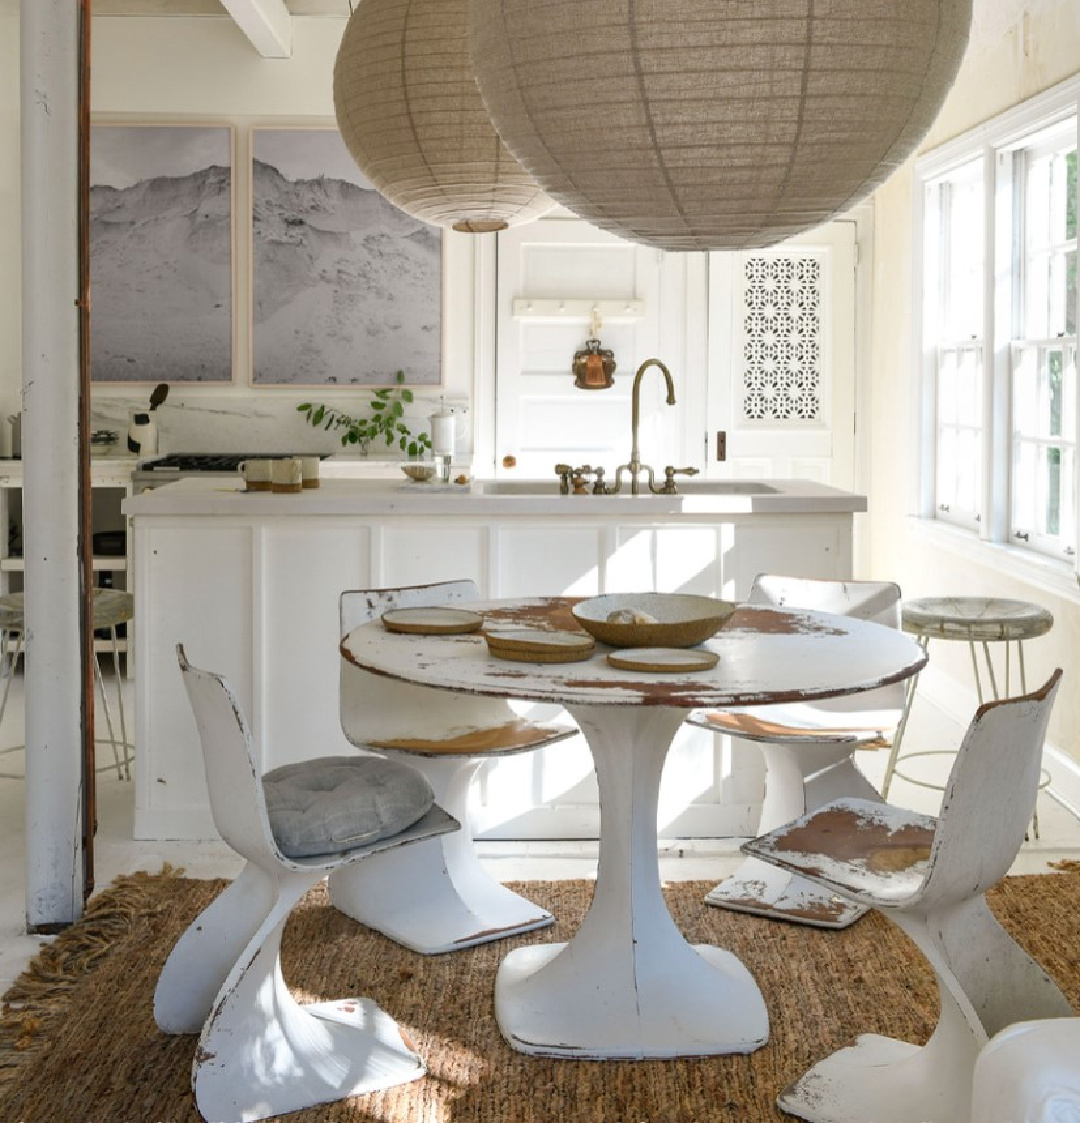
914, 74, 1080, 582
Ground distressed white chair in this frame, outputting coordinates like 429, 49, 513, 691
743, 669, 1070, 1123
155, 645, 459, 1123
686, 575, 905, 927
970, 1018, 1080, 1123
331, 580, 576, 954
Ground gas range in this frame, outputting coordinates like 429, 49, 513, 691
132, 452, 328, 491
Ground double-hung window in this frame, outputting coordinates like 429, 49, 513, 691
1010, 124, 1077, 559
916, 77, 1079, 572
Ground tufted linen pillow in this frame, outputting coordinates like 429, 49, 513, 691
262, 755, 435, 859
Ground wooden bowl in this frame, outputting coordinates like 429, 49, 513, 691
401, 462, 437, 483
571, 593, 737, 648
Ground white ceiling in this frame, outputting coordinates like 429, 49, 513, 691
90, 0, 1037, 53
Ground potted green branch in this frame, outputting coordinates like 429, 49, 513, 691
297, 371, 432, 459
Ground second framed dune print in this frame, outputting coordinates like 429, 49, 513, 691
251, 127, 442, 387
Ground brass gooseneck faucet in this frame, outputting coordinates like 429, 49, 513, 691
610, 358, 676, 495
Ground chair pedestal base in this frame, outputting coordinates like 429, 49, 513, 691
778, 1032, 974, 1123
704, 854, 868, 929
331, 752, 554, 953
329, 834, 553, 954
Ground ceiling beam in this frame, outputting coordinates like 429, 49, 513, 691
220, 0, 293, 58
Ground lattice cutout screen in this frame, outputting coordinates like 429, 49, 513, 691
740, 255, 823, 424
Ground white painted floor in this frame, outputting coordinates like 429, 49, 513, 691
2, 668, 1078, 993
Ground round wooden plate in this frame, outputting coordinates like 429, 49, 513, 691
381, 607, 484, 635
485, 628, 596, 663
606, 647, 719, 673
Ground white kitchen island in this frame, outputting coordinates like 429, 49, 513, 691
124, 476, 866, 840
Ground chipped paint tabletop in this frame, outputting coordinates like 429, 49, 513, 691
341, 597, 928, 1062
342, 597, 928, 709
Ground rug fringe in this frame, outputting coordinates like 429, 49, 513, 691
0, 864, 185, 1090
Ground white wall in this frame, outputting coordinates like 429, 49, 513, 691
867, 0, 1080, 764
1, 11, 481, 459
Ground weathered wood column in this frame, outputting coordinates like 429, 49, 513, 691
21, 0, 90, 929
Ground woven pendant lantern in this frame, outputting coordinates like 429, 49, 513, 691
469, 0, 972, 250
333, 0, 552, 233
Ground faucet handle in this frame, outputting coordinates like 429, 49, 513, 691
554, 463, 572, 494
656, 465, 699, 495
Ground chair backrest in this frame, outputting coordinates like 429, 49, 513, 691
748, 574, 905, 714
339, 580, 518, 745
176, 644, 278, 867
919, 669, 1062, 910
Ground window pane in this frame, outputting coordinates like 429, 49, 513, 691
937, 428, 956, 507
956, 429, 979, 511
1043, 445, 1061, 535
1013, 347, 1038, 437
1024, 141, 1078, 338
943, 161, 984, 339
1048, 349, 1064, 438
938, 350, 958, 424
1014, 442, 1036, 529
957, 350, 981, 425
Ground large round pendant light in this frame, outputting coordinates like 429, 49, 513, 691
334, 0, 553, 233
469, 0, 972, 250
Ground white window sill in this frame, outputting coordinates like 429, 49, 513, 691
909, 517, 1080, 604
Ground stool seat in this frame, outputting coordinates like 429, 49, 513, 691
901, 597, 1053, 643
0, 589, 134, 631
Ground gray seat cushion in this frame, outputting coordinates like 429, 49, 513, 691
263, 755, 435, 859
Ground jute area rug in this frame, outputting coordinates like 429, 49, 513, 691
1, 870, 1079, 1123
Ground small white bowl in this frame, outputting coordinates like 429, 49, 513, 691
401, 462, 437, 483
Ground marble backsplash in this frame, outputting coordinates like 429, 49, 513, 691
86, 388, 471, 460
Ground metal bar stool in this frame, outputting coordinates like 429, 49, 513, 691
0, 588, 134, 780
881, 596, 1053, 833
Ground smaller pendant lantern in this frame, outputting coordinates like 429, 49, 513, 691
572, 307, 616, 391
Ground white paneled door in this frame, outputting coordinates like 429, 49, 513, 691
707, 222, 858, 488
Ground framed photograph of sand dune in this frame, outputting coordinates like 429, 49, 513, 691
250, 127, 442, 387
89, 123, 234, 383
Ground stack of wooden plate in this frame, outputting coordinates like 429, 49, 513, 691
485, 628, 595, 663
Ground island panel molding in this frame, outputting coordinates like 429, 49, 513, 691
250, 126, 443, 388
89, 123, 235, 384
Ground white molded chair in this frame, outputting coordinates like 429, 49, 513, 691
970, 1018, 1080, 1123
743, 670, 1069, 1123
155, 645, 459, 1123
331, 580, 576, 954
686, 575, 905, 927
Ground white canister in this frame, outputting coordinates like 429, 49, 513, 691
429, 402, 455, 458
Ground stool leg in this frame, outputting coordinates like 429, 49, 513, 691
109, 624, 131, 780
94, 647, 124, 780
980, 639, 1000, 700
881, 635, 926, 800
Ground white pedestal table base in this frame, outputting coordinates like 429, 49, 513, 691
495, 705, 769, 1059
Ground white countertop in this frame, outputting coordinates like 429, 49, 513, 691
123, 476, 867, 518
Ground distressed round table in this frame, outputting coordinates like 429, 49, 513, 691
881, 596, 1053, 801
341, 597, 927, 1061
